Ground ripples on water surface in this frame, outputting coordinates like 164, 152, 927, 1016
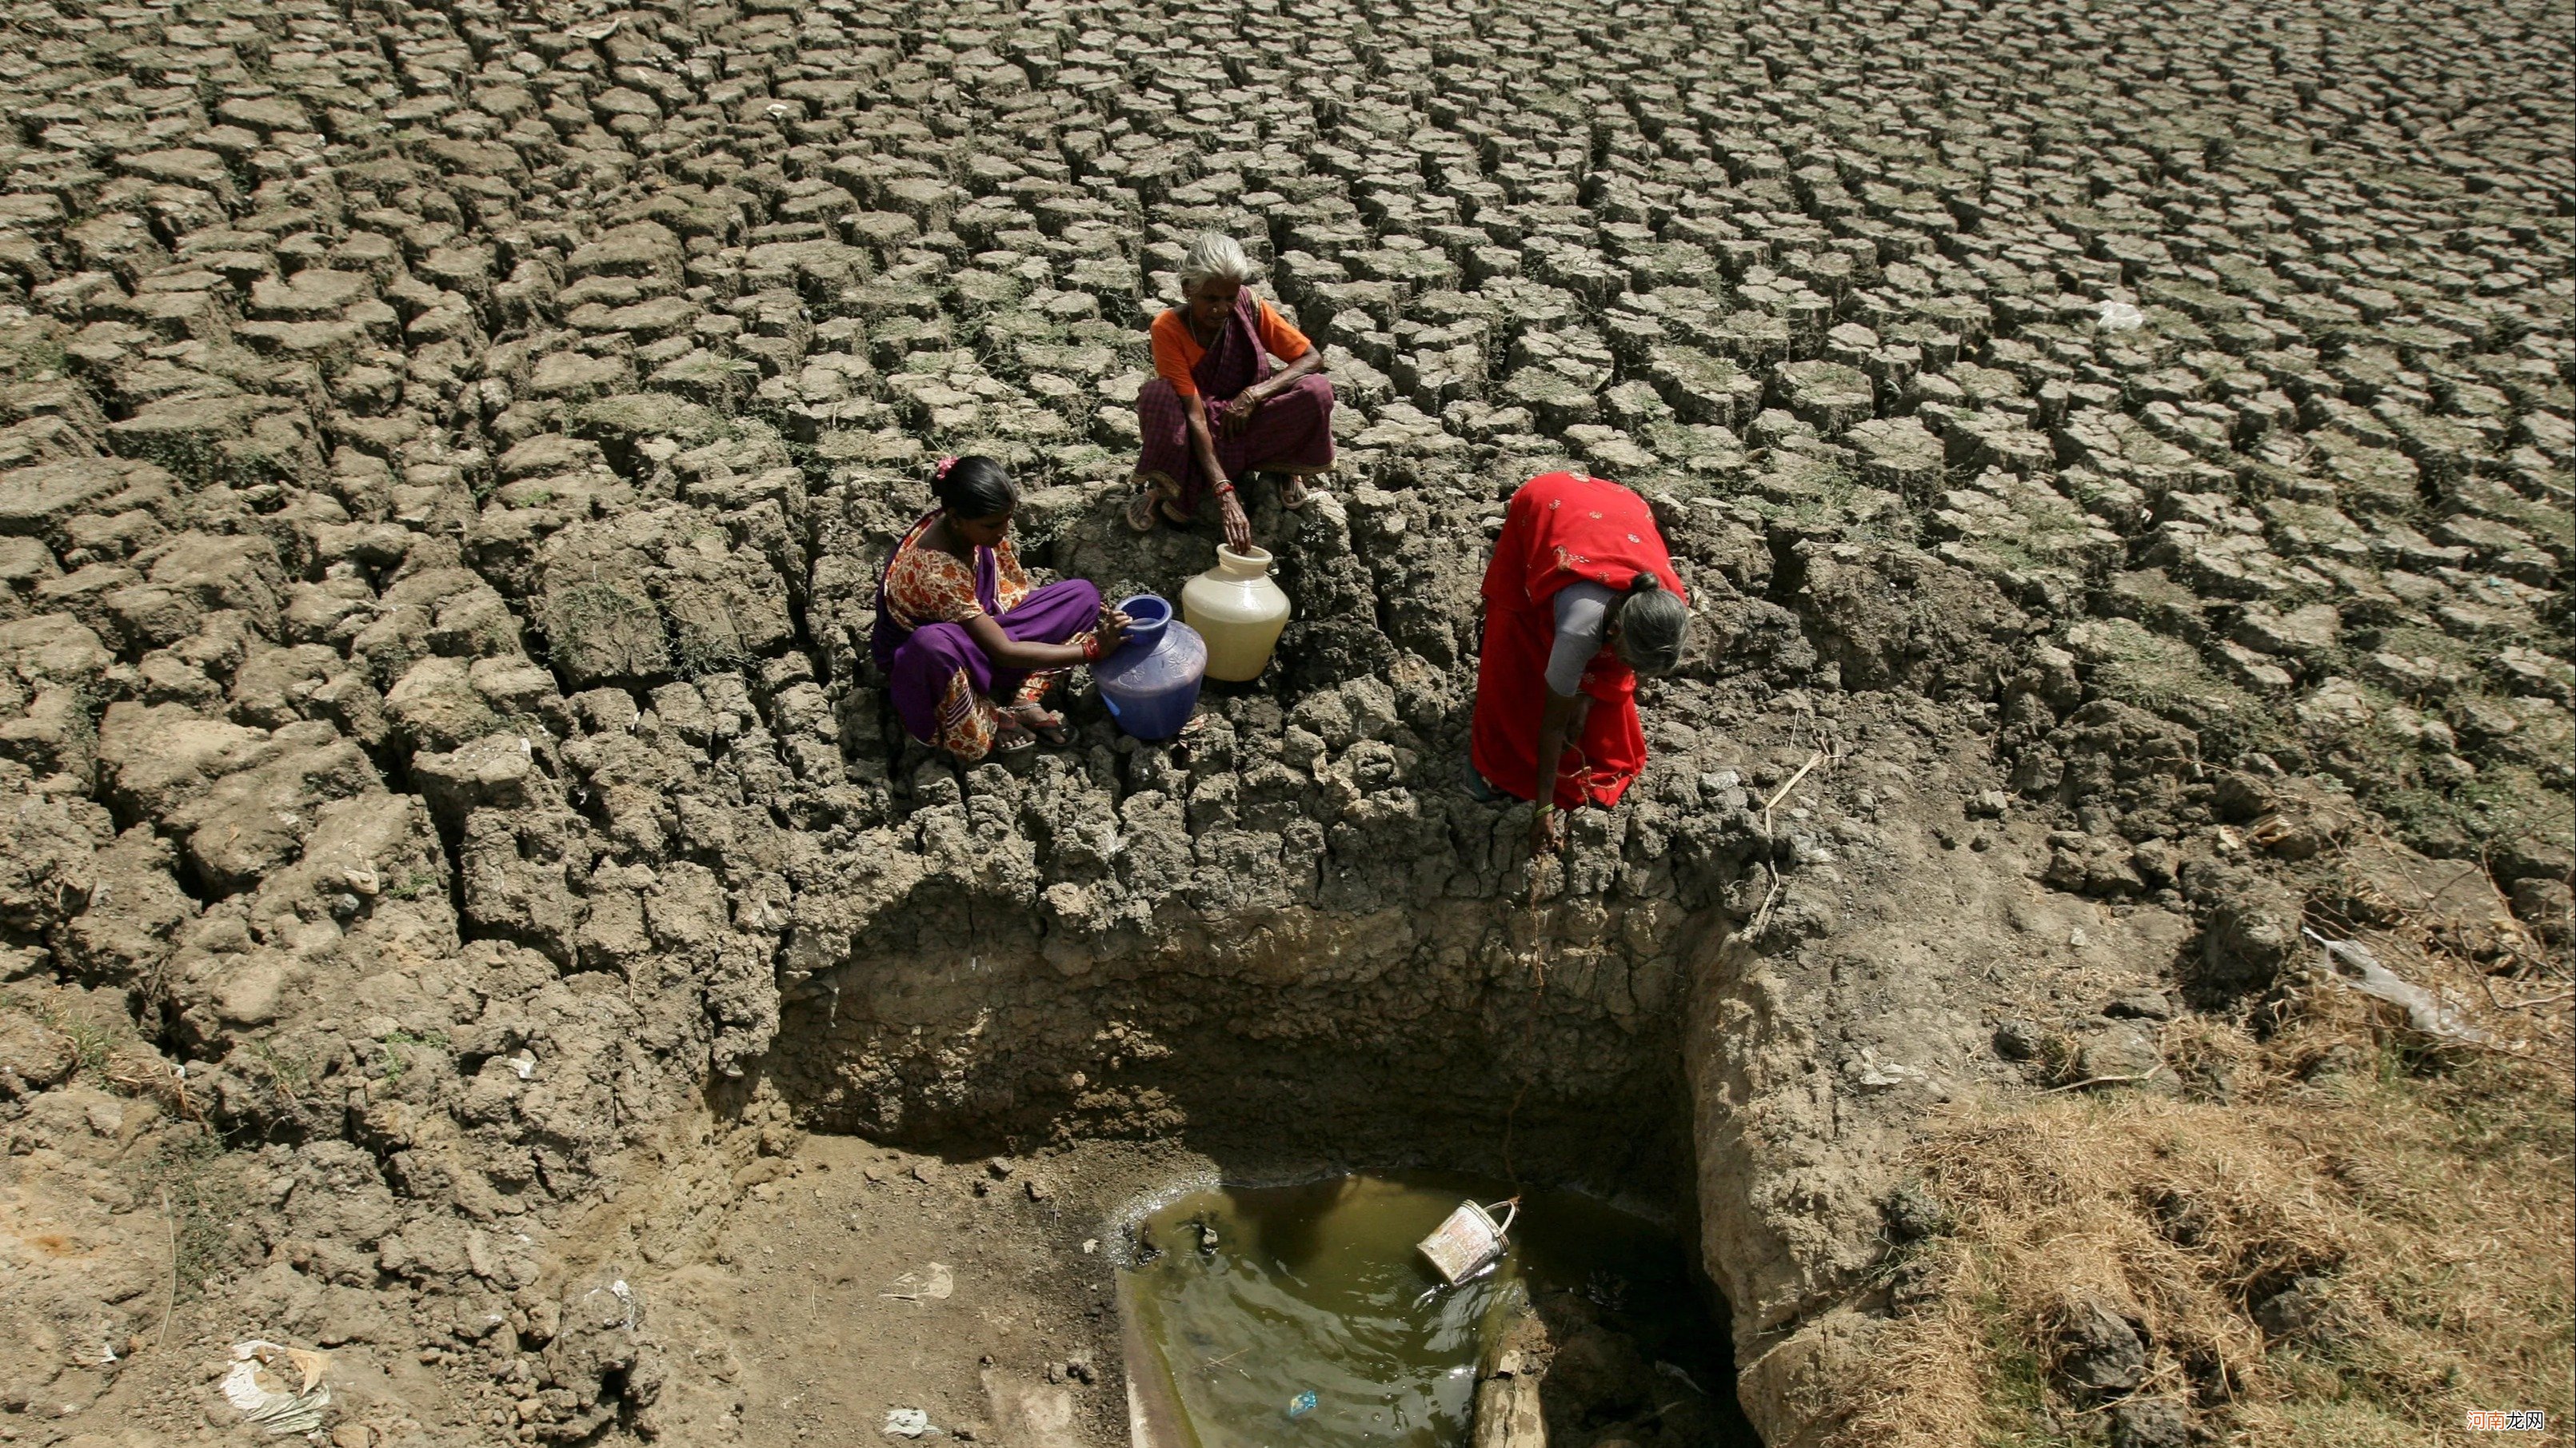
1119, 1172, 1759, 1448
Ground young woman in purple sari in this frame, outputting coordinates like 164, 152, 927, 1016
1126, 233, 1336, 551
872, 456, 1128, 764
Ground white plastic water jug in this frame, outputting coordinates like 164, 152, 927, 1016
1180, 545, 1291, 683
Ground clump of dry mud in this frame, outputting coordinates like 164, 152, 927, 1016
0, 0, 2566, 1444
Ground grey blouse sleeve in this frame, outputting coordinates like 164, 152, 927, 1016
1544, 581, 1616, 696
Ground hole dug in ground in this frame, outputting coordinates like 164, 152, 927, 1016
608, 931, 1759, 1448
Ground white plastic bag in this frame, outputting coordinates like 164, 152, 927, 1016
2095, 300, 2146, 332
221, 1340, 332, 1435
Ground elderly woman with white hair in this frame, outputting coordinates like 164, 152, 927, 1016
1125, 233, 1335, 548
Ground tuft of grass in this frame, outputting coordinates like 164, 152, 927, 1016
384, 867, 444, 900
0, 323, 70, 382
1839, 988, 2575, 1447
372, 1029, 451, 1087
671, 600, 750, 680
60, 1017, 112, 1079
138, 1127, 250, 1301
545, 577, 668, 673
20, 996, 114, 1081
247, 1040, 315, 1107
2374, 763, 2569, 862
2075, 616, 2288, 759
1976, 1284, 2084, 1448
1746, 457, 1919, 545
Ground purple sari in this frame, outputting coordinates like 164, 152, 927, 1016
1136, 289, 1336, 512
870, 510, 1100, 756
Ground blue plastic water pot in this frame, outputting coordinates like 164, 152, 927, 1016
1094, 593, 1206, 741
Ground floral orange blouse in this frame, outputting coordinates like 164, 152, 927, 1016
881, 519, 1032, 630
877, 517, 1052, 762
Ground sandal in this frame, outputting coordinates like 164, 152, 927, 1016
1125, 478, 1189, 533
1124, 484, 1164, 533
988, 720, 1038, 771
1279, 473, 1324, 511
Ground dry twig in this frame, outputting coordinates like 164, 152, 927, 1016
155, 1186, 177, 1350
2042, 1073, 2156, 1093
2482, 979, 2574, 1011
1746, 860, 1785, 938
1759, 748, 1827, 834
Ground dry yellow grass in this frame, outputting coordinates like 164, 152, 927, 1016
1838, 981, 2574, 1447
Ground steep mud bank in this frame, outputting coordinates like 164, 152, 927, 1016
763, 868, 1728, 1170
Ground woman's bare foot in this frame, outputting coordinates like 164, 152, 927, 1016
1278, 473, 1324, 510
1009, 702, 1072, 746
988, 716, 1037, 758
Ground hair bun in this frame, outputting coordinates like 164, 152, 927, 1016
1628, 571, 1663, 593
932, 453, 1020, 520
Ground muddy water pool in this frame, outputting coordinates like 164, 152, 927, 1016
1119, 1173, 1760, 1448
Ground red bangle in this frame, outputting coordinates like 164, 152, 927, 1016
1080, 634, 1104, 663
1212, 481, 1236, 497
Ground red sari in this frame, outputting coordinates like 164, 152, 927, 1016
1469, 472, 1683, 809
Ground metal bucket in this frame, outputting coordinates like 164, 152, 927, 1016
1416, 1199, 1519, 1286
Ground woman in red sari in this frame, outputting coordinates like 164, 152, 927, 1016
1125, 233, 1336, 551
1468, 471, 1692, 849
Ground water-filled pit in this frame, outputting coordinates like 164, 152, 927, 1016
1118, 1174, 1761, 1448
751, 868, 1762, 1446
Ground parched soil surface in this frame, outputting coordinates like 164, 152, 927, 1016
0, 0, 2568, 1446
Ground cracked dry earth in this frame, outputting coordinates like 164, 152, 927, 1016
0, 0, 2569, 1445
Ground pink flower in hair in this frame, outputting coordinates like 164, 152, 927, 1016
933, 455, 957, 481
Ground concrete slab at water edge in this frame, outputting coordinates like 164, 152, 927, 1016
987, 1369, 1084, 1448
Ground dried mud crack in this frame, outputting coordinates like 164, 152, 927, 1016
0, 0, 2568, 1446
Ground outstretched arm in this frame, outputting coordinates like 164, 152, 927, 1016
1186, 390, 1254, 551
961, 602, 1126, 672
1528, 686, 1586, 850
1184, 389, 1228, 491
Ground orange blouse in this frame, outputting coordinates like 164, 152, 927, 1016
1149, 301, 1314, 398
